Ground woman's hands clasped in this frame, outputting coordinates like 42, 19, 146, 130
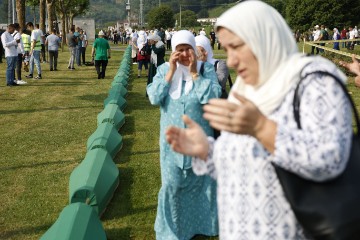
203, 93, 267, 137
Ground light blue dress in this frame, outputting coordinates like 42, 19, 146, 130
147, 62, 222, 240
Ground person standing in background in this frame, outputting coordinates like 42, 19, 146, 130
26, 22, 42, 79
34, 24, 46, 63
66, 26, 76, 70
147, 34, 165, 87
209, 28, 216, 50
341, 27, 347, 48
1, 24, 20, 86
12, 23, 26, 85
46, 28, 61, 71
74, 27, 82, 67
92, 30, 111, 79
81, 30, 88, 65
200, 28, 206, 36
333, 28, 341, 51
165, 28, 171, 50
0, 28, 5, 63
21, 29, 31, 72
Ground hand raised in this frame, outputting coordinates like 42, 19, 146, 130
203, 93, 266, 137
166, 115, 209, 160
169, 51, 180, 72
339, 54, 360, 76
188, 48, 198, 74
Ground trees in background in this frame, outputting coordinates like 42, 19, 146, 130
174, 10, 199, 28
147, 5, 175, 29
285, 0, 360, 31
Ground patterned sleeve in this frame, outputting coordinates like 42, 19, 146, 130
192, 137, 218, 180
272, 73, 353, 182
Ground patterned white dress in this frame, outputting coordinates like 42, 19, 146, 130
193, 63, 353, 240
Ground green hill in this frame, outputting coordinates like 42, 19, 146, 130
208, 3, 237, 18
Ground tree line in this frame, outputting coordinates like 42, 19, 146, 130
1, 0, 90, 44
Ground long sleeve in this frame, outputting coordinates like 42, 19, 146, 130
192, 137, 218, 180
147, 64, 171, 106
215, 60, 230, 90
2, 34, 17, 48
272, 74, 353, 182
194, 62, 222, 104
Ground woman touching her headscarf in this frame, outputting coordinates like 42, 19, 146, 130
166, 1, 353, 239
147, 30, 221, 240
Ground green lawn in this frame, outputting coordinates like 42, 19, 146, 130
0, 42, 359, 240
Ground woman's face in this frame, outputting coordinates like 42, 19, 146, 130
175, 44, 193, 66
196, 46, 207, 62
218, 28, 259, 86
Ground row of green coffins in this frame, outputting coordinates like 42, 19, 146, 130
41, 46, 133, 240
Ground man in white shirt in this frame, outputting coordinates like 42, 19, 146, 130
26, 22, 43, 79
13, 23, 27, 85
0, 24, 20, 86
348, 26, 355, 50
81, 30, 88, 65
165, 29, 172, 50
311, 25, 321, 55
200, 28, 206, 36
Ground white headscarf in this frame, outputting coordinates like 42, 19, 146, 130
195, 35, 216, 65
216, 0, 346, 116
333, 28, 340, 40
148, 34, 165, 67
168, 30, 202, 100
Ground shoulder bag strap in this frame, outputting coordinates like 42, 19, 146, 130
293, 71, 360, 137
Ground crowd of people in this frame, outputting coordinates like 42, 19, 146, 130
0, 22, 107, 86
297, 24, 359, 54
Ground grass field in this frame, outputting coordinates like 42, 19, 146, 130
0, 42, 359, 240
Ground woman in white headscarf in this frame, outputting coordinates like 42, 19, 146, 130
147, 30, 221, 240
195, 35, 231, 98
147, 34, 165, 87
166, 1, 353, 239
333, 28, 341, 50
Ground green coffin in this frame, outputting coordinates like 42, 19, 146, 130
104, 94, 127, 110
97, 103, 125, 130
87, 122, 123, 158
40, 203, 106, 240
109, 84, 128, 98
69, 148, 119, 216
111, 77, 128, 88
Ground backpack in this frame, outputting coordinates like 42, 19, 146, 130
323, 30, 329, 40
200, 61, 233, 139
200, 61, 233, 99
139, 45, 147, 56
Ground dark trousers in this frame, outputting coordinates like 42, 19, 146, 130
81, 47, 86, 64
41, 44, 46, 62
16, 53, 22, 80
211, 39, 215, 50
0, 44, 3, 62
311, 44, 320, 54
95, 60, 108, 79
48, 50, 58, 70
166, 40, 171, 50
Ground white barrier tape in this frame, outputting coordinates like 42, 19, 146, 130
303, 41, 360, 59
306, 38, 359, 44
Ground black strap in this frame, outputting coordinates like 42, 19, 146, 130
293, 71, 360, 137
228, 75, 233, 88
200, 62, 205, 76
214, 60, 219, 72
